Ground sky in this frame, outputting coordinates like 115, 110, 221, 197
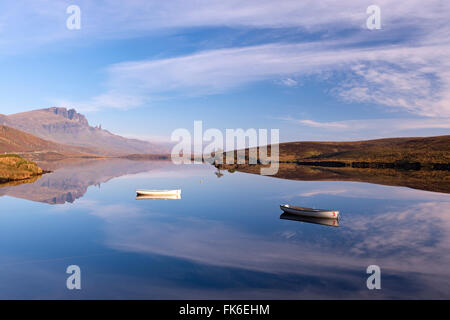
0, 0, 449, 143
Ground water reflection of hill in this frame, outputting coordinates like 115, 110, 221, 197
216, 163, 450, 194
0, 159, 172, 204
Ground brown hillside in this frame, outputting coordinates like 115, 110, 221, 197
221, 135, 450, 165
215, 135, 450, 193
0, 125, 96, 156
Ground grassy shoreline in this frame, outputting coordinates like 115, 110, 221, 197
0, 154, 44, 183
213, 135, 450, 193
216, 135, 450, 168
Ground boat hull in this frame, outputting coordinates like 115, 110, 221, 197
280, 205, 339, 219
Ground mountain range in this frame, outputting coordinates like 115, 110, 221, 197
0, 107, 168, 156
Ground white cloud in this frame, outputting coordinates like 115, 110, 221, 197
296, 119, 349, 129
53, 92, 148, 112
82, 39, 450, 116
335, 62, 450, 117
279, 78, 298, 87
286, 117, 450, 133
0, 0, 430, 51
293, 183, 450, 201
3, 0, 450, 118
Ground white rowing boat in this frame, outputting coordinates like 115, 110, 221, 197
280, 204, 339, 219
136, 189, 181, 197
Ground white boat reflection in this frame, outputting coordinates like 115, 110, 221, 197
280, 212, 340, 227
136, 194, 181, 200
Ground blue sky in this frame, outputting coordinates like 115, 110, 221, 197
0, 0, 449, 142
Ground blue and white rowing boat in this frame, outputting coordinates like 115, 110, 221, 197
280, 204, 339, 219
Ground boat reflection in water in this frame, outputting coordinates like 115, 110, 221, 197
136, 194, 181, 200
136, 189, 181, 200
280, 212, 340, 227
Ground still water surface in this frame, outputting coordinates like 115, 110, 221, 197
0, 159, 449, 299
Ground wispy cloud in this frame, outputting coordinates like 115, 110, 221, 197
1, 0, 433, 51
335, 62, 450, 117
278, 78, 298, 87
281, 117, 450, 138
76, 39, 450, 116
295, 184, 450, 201
296, 119, 349, 129
4, 1, 450, 118
53, 92, 148, 112
285, 117, 450, 130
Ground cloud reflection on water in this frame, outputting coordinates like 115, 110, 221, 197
84, 185, 450, 298
1, 160, 449, 298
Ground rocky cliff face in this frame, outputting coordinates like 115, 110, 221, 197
47, 107, 89, 126
1, 107, 168, 155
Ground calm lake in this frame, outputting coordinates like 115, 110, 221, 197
0, 159, 449, 299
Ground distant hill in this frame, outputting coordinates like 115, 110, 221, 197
0, 125, 96, 156
0, 107, 168, 155
278, 136, 450, 164
219, 135, 450, 167
215, 135, 450, 193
